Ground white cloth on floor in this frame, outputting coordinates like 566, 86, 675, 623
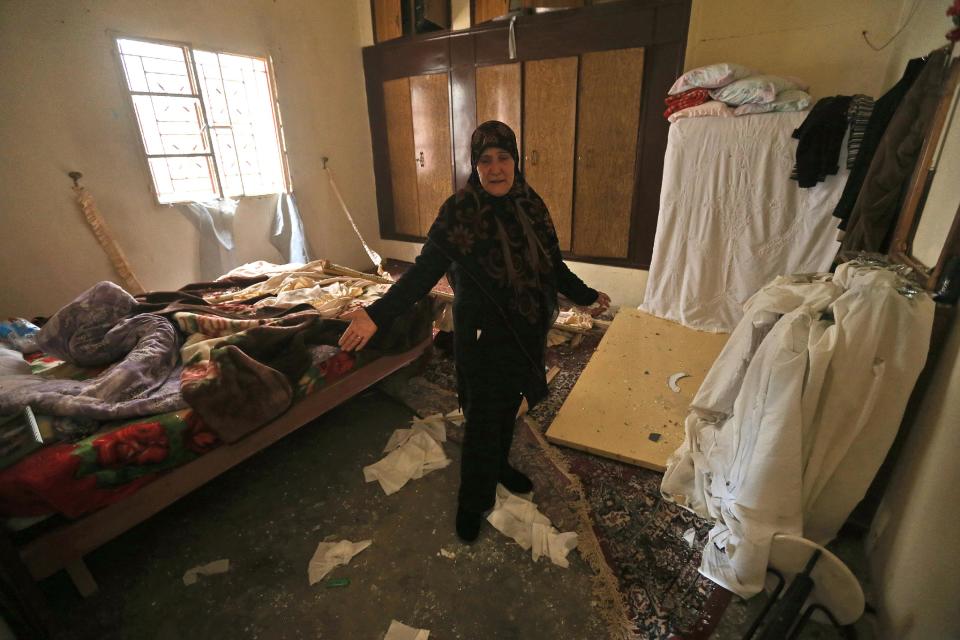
640, 113, 848, 332
308, 539, 372, 585
383, 620, 430, 640
182, 559, 230, 585
487, 485, 579, 568
363, 415, 451, 495
661, 262, 933, 597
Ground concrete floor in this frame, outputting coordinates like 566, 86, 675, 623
39, 388, 607, 640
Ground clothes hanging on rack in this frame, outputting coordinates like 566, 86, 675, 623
840, 49, 950, 252
661, 262, 934, 598
833, 57, 927, 229
791, 96, 853, 187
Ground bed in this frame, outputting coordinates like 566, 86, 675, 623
0, 260, 435, 597
640, 112, 850, 333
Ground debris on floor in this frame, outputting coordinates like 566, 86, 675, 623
308, 539, 372, 585
547, 309, 593, 346
182, 559, 230, 586
438, 548, 456, 559
383, 619, 430, 640
324, 577, 351, 589
363, 415, 450, 495
667, 372, 690, 392
648, 432, 662, 442
486, 485, 578, 568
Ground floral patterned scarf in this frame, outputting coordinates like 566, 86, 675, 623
428, 121, 561, 329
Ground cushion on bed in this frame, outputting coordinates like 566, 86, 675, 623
710, 75, 806, 106
668, 63, 755, 95
734, 89, 813, 116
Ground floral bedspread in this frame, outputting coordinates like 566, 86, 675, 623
0, 348, 355, 519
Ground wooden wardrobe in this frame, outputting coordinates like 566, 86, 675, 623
363, 0, 691, 268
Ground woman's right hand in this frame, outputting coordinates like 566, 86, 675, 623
338, 307, 378, 351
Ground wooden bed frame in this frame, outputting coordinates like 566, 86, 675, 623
9, 335, 433, 598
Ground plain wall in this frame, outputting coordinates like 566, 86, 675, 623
867, 313, 960, 639
684, 0, 907, 99
0, 0, 381, 317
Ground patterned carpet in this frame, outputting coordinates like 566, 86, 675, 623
410, 331, 723, 639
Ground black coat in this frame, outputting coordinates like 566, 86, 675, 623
367, 188, 597, 408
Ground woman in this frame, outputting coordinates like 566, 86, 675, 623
339, 121, 610, 541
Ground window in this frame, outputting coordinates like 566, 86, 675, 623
115, 37, 290, 204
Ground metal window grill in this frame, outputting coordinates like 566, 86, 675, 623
116, 37, 289, 204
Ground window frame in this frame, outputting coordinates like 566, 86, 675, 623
110, 32, 292, 205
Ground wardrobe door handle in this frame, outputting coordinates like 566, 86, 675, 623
531, 150, 539, 166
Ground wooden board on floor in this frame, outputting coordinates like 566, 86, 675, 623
545, 308, 728, 471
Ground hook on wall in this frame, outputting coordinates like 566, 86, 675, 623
320, 156, 329, 170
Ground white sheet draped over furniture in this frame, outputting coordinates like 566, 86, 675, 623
640, 113, 848, 333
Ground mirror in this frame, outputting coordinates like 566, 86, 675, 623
891, 56, 960, 291
913, 70, 960, 266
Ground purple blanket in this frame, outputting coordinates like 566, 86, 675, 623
0, 282, 185, 419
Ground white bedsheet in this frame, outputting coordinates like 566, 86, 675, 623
640, 112, 848, 332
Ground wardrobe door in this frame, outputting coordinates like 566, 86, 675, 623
524, 57, 578, 251
373, 0, 403, 43
476, 63, 522, 156
383, 77, 421, 236
410, 73, 454, 236
573, 47, 645, 259
475, 0, 509, 24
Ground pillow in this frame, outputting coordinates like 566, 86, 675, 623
710, 75, 805, 105
667, 100, 734, 123
734, 89, 812, 116
668, 63, 755, 95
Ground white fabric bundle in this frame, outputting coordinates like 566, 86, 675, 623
661, 263, 934, 597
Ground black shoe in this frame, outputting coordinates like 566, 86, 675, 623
456, 506, 483, 543
500, 465, 533, 494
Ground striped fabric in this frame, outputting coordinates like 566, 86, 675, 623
846, 94, 875, 169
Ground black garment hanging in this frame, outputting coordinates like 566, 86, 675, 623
791, 96, 853, 188
833, 57, 928, 228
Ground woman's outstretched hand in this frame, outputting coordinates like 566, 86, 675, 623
585, 291, 611, 317
339, 307, 378, 351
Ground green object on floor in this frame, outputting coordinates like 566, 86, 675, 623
324, 578, 350, 589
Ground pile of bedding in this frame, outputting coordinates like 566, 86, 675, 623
663, 62, 812, 122
0, 261, 432, 518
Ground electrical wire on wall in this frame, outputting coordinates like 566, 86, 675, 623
861, 0, 924, 51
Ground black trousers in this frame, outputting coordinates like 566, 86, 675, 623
457, 371, 524, 515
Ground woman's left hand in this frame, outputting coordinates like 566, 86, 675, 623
585, 291, 611, 317
338, 307, 378, 352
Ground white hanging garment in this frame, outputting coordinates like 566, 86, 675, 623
800, 263, 934, 543
662, 263, 934, 597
